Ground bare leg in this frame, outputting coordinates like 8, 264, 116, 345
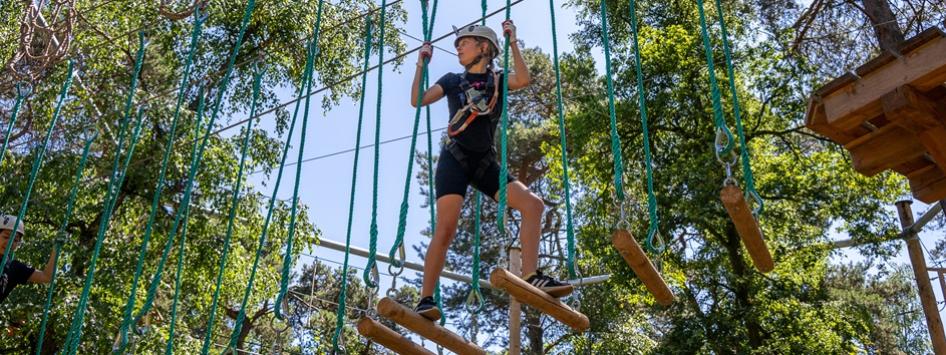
497, 181, 545, 276
421, 194, 464, 297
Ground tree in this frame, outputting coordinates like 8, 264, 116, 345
0, 0, 409, 352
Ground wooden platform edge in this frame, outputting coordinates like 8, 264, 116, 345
489, 268, 591, 331
611, 229, 675, 306
720, 185, 775, 273
357, 317, 435, 355
376, 297, 486, 355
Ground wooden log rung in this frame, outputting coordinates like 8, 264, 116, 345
357, 317, 434, 355
611, 229, 674, 306
721, 185, 774, 273
489, 268, 590, 331
376, 297, 485, 355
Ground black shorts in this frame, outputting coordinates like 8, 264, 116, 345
435, 144, 516, 200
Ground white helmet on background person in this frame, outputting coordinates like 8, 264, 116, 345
453, 24, 501, 59
0, 214, 25, 237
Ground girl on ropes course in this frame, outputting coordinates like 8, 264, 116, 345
409, 20, 572, 322
0, 215, 57, 303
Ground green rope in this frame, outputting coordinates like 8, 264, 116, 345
713, 0, 763, 215
598, 0, 625, 203
496, 0, 513, 238
164, 201, 191, 355
363, 0, 388, 289
63, 33, 146, 349
275, 0, 325, 321
137, 0, 256, 332
0, 82, 28, 170
468, 192, 484, 312
331, 16, 373, 353
696, 0, 735, 156
628, 0, 664, 253
481, 0, 486, 25
548, 0, 578, 278
201, 63, 266, 353
0, 61, 73, 273
65, 104, 148, 355
35, 131, 96, 355
388, 0, 438, 274
227, 36, 310, 353
115, 8, 207, 349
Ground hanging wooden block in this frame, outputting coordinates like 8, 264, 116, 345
720, 185, 774, 273
356, 317, 434, 355
489, 268, 590, 331
376, 297, 485, 355
611, 229, 674, 306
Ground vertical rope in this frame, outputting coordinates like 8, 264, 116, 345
496, 0, 513, 239
200, 61, 267, 352
713, 0, 763, 215
696, 0, 735, 156
63, 34, 145, 348
548, 0, 577, 278
115, 8, 207, 348
163, 202, 191, 355
275, 0, 325, 320
628, 0, 663, 253
0, 82, 28, 170
598, 0, 625, 203
363, 0, 388, 289
34, 131, 96, 355
388, 0, 438, 273
65, 104, 148, 355
226, 48, 308, 355
0, 60, 73, 273
332, 16, 373, 353
136, 0, 257, 338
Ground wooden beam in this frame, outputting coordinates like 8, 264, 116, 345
721, 185, 775, 273
846, 124, 927, 176
822, 34, 946, 131
909, 165, 946, 203
611, 229, 675, 306
356, 317, 434, 355
881, 85, 946, 171
896, 201, 946, 353
489, 268, 590, 331
376, 297, 486, 355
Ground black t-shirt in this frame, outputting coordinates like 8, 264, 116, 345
0, 258, 33, 303
435, 71, 505, 152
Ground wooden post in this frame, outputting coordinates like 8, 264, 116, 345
896, 200, 946, 354
356, 317, 434, 355
509, 247, 522, 355
720, 185, 775, 273
612, 229, 675, 305
376, 297, 486, 355
490, 268, 590, 331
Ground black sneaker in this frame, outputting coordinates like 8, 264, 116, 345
413, 296, 441, 321
524, 269, 574, 298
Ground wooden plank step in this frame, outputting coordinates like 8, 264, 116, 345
720, 185, 774, 273
489, 268, 590, 331
357, 317, 434, 355
376, 298, 485, 355
611, 229, 674, 306
821, 30, 946, 131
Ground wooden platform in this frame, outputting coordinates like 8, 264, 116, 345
489, 268, 590, 331
357, 317, 434, 355
805, 27, 946, 203
376, 297, 485, 355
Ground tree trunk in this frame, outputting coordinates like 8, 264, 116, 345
861, 0, 904, 52
525, 308, 543, 354
723, 224, 764, 349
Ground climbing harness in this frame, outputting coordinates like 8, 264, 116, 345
447, 71, 501, 137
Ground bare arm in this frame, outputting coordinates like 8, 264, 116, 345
503, 20, 532, 91
411, 43, 445, 107
27, 247, 57, 284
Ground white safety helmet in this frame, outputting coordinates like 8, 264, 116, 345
453, 24, 501, 59
0, 214, 25, 237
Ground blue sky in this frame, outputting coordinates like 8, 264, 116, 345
235, 0, 946, 350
